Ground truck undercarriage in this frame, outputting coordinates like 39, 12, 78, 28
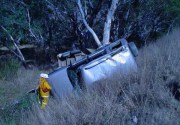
47, 39, 138, 97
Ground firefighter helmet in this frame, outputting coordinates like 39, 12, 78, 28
40, 73, 49, 78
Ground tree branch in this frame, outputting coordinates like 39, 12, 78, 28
26, 9, 40, 43
1, 26, 26, 63
77, 0, 102, 47
88, 0, 104, 27
1, 26, 14, 41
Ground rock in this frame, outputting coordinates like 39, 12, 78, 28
132, 115, 138, 124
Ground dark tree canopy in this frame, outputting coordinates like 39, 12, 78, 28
0, 0, 179, 65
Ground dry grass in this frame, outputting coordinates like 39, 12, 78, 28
1, 30, 180, 125
0, 68, 40, 107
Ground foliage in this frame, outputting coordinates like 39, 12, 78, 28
0, 0, 44, 45
0, 0, 180, 64
167, 0, 180, 15
166, 0, 180, 25
0, 1, 28, 42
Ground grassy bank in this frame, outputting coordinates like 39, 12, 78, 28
0, 30, 180, 125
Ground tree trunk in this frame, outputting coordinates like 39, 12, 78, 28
102, 0, 119, 45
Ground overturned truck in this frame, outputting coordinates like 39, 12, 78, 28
46, 39, 138, 97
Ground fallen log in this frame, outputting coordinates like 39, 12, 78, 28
0, 44, 36, 51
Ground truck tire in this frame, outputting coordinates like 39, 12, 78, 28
128, 42, 138, 57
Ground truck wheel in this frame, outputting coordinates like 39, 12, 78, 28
128, 42, 138, 57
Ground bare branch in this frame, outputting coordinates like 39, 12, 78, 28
125, 4, 130, 21
26, 9, 40, 43
88, 0, 94, 9
5, 45, 22, 59
1, 26, 26, 63
102, 0, 119, 45
16, 0, 27, 7
88, 0, 104, 27
77, 0, 102, 47
1, 26, 14, 41
13, 38, 26, 62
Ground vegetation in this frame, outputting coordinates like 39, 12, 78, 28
0, 0, 179, 124
0, 59, 20, 80
0, 0, 180, 65
0, 30, 179, 125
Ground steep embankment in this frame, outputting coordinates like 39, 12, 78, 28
1, 30, 180, 125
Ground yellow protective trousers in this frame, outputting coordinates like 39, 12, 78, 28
40, 96, 49, 109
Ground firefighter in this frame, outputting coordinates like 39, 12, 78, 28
38, 73, 52, 109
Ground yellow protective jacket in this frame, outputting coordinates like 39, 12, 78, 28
39, 78, 52, 97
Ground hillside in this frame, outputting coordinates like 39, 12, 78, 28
0, 30, 179, 125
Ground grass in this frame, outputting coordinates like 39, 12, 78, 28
0, 67, 41, 125
0, 68, 40, 107
0, 29, 180, 125
0, 59, 20, 80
